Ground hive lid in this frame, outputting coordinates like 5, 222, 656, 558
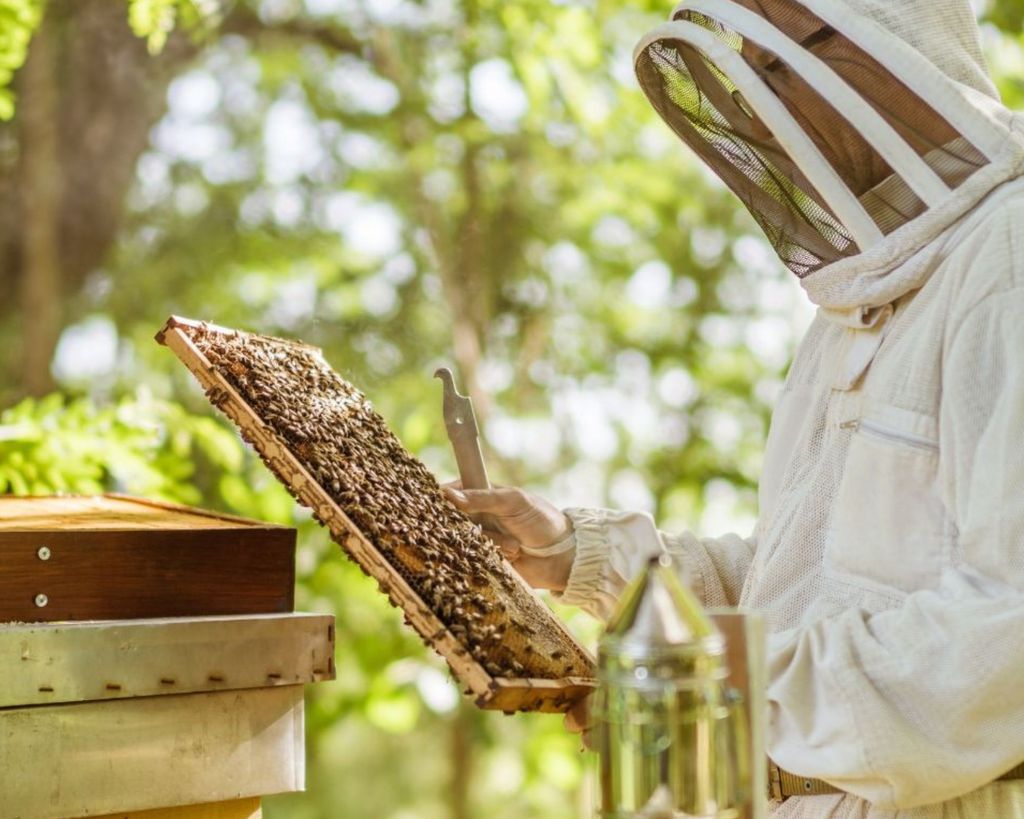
0, 494, 296, 622
0, 493, 290, 532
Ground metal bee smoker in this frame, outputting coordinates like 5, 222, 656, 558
595, 554, 765, 818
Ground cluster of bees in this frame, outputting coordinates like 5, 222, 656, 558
186, 325, 591, 682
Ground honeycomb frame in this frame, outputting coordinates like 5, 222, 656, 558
156, 316, 595, 713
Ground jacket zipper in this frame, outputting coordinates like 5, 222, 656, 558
839, 419, 939, 453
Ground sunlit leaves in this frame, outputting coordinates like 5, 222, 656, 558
0, 0, 42, 119
128, 0, 177, 53
0, 0, 223, 122
364, 673, 423, 733
0, 390, 246, 501
128, 0, 221, 54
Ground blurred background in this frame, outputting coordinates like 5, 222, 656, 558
0, 1, 1021, 816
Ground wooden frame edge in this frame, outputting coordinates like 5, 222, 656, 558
158, 325, 494, 701
156, 316, 322, 356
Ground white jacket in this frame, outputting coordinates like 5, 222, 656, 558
560, 1, 1024, 816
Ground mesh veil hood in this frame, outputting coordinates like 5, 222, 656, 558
634, 0, 1024, 309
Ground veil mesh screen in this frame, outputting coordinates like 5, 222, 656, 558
639, 1, 990, 275
637, 40, 857, 276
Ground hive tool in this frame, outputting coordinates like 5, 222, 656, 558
434, 367, 490, 491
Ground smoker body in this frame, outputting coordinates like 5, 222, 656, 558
596, 556, 766, 818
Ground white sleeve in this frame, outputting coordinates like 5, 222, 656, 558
554, 506, 756, 621
767, 289, 1024, 809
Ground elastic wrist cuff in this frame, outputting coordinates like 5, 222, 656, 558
519, 518, 576, 557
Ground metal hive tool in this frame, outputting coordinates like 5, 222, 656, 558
156, 316, 596, 713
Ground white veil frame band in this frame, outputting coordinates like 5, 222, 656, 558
634, 20, 886, 250
675, 0, 953, 208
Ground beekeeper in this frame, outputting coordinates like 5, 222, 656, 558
447, 0, 1024, 815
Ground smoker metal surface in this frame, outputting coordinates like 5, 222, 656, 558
0, 612, 334, 708
156, 316, 595, 713
709, 612, 767, 819
597, 558, 741, 818
0, 685, 305, 819
596, 557, 766, 818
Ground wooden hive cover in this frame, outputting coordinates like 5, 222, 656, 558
156, 316, 596, 713
0, 494, 296, 622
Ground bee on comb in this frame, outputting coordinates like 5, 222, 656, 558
156, 316, 595, 713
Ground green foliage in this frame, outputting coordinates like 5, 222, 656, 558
128, 0, 179, 54
3, 1, 1023, 817
0, 0, 221, 120
0, 0, 42, 119
983, 1, 1024, 110
986, 0, 1024, 33
0, 390, 245, 500
128, 0, 221, 55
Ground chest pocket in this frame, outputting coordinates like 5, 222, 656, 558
825, 407, 950, 596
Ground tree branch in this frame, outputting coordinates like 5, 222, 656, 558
221, 7, 363, 55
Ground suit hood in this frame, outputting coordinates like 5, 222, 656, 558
634, 0, 1024, 311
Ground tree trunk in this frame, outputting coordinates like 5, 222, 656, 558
17, 15, 62, 396
0, 0, 365, 401
1, 0, 198, 399
450, 703, 473, 819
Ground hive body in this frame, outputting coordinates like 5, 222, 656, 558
156, 316, 595, 712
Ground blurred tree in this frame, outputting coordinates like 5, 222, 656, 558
0, 0, 204, 396
1, 1, 1022, 817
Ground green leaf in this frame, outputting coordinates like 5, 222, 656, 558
127, 0, 177, 55
0, 0, 42, 118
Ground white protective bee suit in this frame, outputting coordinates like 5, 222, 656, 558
556, 0, 1024, 815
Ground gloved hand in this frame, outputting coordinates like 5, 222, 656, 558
563, 696, 593, 746
443, 484, 575, 592
445, 483, 594, 740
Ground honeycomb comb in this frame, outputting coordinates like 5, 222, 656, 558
156, 316, 595, 712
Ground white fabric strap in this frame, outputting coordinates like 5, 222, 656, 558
679, 0, 952, 208
821, 303, 895, 391
819, 303, 893, 330
635, 21, 885, 251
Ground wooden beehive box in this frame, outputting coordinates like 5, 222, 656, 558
0, 494, 333, 819
156, 316, 596, 713
0, 610, 335, 819
0, 494, 295, 622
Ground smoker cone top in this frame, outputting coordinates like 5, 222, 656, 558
600, 554, 727, 683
